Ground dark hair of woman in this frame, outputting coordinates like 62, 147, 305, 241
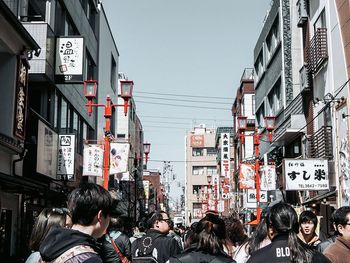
224, 216, 247, 246
29, 208, 66, 251
267, 203, 313, 263
184, 222, 199, 249
245, 215, 269, 255
195, 213, 226, 254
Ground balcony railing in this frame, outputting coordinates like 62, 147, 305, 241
308, 126, 333, 159
306, 28, 328, 73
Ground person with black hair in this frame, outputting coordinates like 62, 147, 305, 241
39, 183, 113, 263
101, 216, 131, 263
131, 210, 182, 262
167, 219, 184, 250
169, 213, 236, 263
323, 206, 350, 262
246, 203, 329, 263
183, 222, 199, 249
298, 210, 321, 247
130, 220, 147, 243
233, 212, 270, 263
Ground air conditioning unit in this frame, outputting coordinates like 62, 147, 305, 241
299, 64, 311, 93
297, 0, 308, 27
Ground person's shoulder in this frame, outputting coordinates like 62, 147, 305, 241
311, 251, 331, 263
246, 243, 273, 263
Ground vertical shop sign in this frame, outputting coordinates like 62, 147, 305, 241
55, 37, 84, 83
260, 165, 276, 190
221, 133, 230, 178
57, 135, 75, 180
83, 144, 104, 177
14, 56, 29, 140
239, 163, 255, 189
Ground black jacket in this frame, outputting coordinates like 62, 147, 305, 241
246, 234, 330, 263
131, 229, 182, 263
100, 231, 131, 263
169, 244, 236, 263
39, 226, 102, 263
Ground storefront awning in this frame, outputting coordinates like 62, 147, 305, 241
302, 190, 337, 205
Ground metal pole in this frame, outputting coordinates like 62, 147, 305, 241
103, 96, 112, 190
254, 128, 261, 223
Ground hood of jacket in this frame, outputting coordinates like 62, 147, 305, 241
39, 226, 99, 261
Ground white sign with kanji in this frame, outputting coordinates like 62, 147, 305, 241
57, 135, 75, 180
284, 159, 329, 190
247, 189, 268, 203
83, 144, 104, 177
260, 165, 276, 190
220, 133, 230, 178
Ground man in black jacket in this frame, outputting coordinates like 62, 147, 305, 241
131, 211, 182, 262
39, 183, 113, 263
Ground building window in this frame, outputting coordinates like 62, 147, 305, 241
60, 98, 68, 132
205, 147, 217, 156
192, 166, 205, 175
192, 148, 204, 156
207, 166, 217, 175
256, 105, 265, 128
72, 111, 79, 134
252, 95, 255, 113
267, 78, 282, 115
241, 97, 245, 116
193, 185, 203, 194
266, 16, 280, 62
314, 9, 326, 31
254, 51, 264, 82
85, 50, 96, 80
111, 55, 117, 91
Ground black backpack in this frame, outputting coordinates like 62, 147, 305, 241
132, 235, 159, 263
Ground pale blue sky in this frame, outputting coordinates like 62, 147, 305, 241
103, 0, 272, 201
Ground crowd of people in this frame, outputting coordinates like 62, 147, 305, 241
25, 183, 350, 263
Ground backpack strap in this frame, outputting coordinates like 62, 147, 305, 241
51, 245, 97, 263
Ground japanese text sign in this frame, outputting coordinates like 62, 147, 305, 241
221, 133, 230, 178
14, 56, 29, 140
55, 37, 84, 83
57, 135, 75, 180
284, 159, 329, 190
83, 144, 104, 177
247, 189, 268, 203
260, 165, 276, 190
190, 135, 204, 147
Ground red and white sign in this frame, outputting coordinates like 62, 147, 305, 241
190, 135, 204, 147
221, 133, 230, 178
239, 164, 255, 189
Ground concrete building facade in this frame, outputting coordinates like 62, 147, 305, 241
185, 125, 217, 226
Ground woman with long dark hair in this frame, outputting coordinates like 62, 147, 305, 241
170, 213, 235, 263
246, 203, 329, 263
233, 213, 271, 262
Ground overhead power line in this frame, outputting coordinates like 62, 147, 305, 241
134, 95, 234, 105
136, 100, 230, 110
134, 91, 234, 100
139, 115, 232, 121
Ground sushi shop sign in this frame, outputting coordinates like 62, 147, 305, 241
283, 159, 329, 190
